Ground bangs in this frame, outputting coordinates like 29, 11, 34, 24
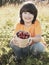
22, 7, 34, 14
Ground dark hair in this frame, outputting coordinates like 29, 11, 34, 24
20, 3, 38, 24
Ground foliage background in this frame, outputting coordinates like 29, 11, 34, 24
0, 1, 49, 65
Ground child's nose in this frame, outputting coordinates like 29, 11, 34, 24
26, 13, 30, 17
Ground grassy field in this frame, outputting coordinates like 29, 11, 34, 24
0, 3, 49, 65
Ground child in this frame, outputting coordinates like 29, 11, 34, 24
10, 2, 46, 61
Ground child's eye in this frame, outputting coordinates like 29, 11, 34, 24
24, 12, 27, 14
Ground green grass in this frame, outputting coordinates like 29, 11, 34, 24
0, 4, 49, 65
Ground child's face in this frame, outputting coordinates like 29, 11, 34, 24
22, 12, 34, 24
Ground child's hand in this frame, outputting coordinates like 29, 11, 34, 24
28, 37, 34, 45
10, 36, 19, 46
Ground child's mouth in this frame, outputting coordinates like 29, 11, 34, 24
25, 18, 31, 20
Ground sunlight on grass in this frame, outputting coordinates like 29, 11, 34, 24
0, 4, 49, 65
0, 4, 20, 28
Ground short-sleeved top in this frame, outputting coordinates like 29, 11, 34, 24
14, 20, 42, 37
14, 20, 45, 44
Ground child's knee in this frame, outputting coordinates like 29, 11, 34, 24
30, 42, 45, 55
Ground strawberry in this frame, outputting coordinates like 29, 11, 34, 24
16, 31, 30, 39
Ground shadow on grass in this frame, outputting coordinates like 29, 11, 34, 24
0, 47, 49, 65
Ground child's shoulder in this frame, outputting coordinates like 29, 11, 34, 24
35, 19, 40, 24
16, 23, 20, 25
16, 23, 21, 26
34, 19, 40, 25
16, 23, 24, 27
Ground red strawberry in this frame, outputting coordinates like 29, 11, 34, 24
16, 31, 30, 39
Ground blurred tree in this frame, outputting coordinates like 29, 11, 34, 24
2, 0, 5, 5
0, 0, 2, 6
0, 0, 49, 7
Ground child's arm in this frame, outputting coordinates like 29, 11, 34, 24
29, 35, 41, 45
31, 35, 41, 42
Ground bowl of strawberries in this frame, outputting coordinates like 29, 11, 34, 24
15, 31, 31, 48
